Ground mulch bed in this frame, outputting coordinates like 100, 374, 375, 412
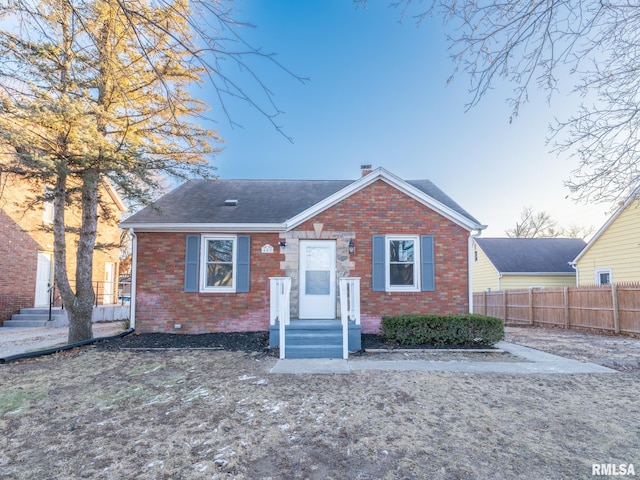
96, 331, 498, 354
97, 332, 272, 353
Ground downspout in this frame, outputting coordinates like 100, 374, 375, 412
468, 228, 485, 313
129, 228, 137, 329
569, 261, 578, 286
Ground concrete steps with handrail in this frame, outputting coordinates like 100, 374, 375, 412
269, 319, 361, 359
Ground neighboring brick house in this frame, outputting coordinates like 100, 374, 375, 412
122, 167, 485, 346
0, 173, 125, 323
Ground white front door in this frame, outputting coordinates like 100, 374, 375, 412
299, 240, 336, 319
34, 252, 53, 307
103, 262, 116, 304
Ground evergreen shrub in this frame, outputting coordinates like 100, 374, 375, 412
380, 314, 504, 347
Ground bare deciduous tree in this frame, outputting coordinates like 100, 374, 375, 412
506, 206, 594, 238
392, 0, 640, 204
506, 207, 561, 238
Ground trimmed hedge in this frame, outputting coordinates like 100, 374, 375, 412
381, 314, 504, 347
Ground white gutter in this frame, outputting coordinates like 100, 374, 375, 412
468, 228, 486, 313
499, 272, 576, 276
129, 228, 137, 329
119, 222, 287, 233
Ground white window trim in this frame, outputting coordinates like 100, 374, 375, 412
200, 235, 237, 293
385, 235, 421, 292
595, 268, 612, 286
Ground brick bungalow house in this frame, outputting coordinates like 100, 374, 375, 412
122, 167, 485, 357
0, 173, 125, 325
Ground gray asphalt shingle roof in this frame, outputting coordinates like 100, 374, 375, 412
123, 177, 480, 226
475, 237, 587, 273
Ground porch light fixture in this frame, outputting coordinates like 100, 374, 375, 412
278, 241, 287, 247
348, 239, 355, 255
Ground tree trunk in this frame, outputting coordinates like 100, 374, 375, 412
68, 169, 100, 343
65, 292, 95, 343
52, 169, 99, 344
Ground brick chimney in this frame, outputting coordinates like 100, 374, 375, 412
360, 164, 373, 176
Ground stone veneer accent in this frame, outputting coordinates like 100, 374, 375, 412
278, 229, 355, 318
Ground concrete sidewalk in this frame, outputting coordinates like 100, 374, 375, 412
269, 341, 618, 375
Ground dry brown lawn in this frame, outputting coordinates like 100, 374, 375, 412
1, 326, 639, 479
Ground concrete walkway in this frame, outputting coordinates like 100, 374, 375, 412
269, 341, 618, 375
2, 326, 619, 375
0, 322, 125, 359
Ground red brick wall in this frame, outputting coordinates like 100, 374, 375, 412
135, 232, 284, 333
134, 179, 472, 334
0, 209, 39, 320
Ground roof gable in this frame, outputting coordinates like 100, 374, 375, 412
572, 191, 639, 264
121, 168, 483, 232
476, 237, 587, 274
285, 168, 482, 231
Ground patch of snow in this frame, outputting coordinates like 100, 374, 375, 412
145, 393, 172, 405
183, 386, 209, 402
146, 460, 164, 469
193, 462, 208, 472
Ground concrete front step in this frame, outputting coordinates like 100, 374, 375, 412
285, 332, 342, 346
3, 308, 65, 328
269, 319, 362, 358
285, 344, 344, 359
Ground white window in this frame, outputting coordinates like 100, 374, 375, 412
595, 268, 612, 286
386, 235, 420, 292
200, 235, 236, 292
43, 188, 54, 224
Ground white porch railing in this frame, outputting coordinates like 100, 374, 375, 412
269, 277, 291, 359
339, 277, 361, 359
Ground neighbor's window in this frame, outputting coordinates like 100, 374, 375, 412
386, 236, 420, 291
42, 188, 54, 224
201, 236, 236, 292
595, 268, 612, 286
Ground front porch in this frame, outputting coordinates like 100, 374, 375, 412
269, 277, 362, 359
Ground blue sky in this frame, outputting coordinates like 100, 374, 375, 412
199, 1, 611, 237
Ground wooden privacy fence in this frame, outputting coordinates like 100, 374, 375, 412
473, 284, 640, 335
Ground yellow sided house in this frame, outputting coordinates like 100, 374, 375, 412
472, 237, 586, 292
572, 193, 640, 285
